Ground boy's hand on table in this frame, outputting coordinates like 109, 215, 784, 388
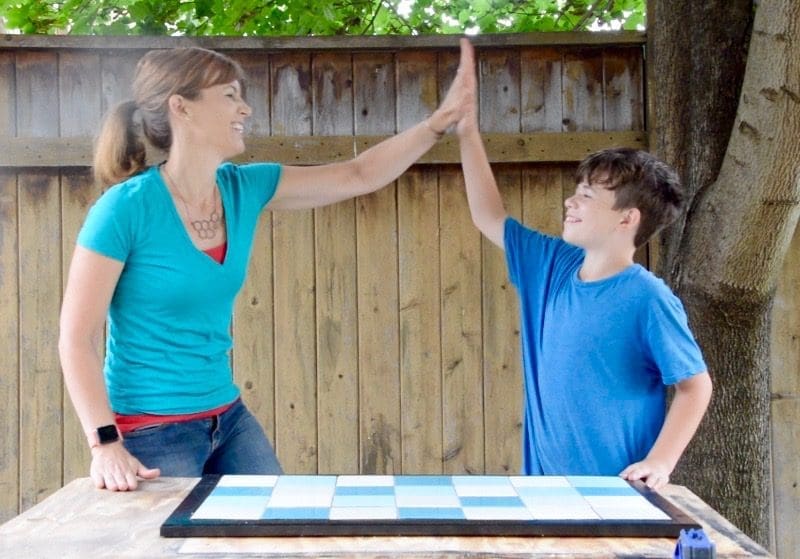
620, 458, 672, 491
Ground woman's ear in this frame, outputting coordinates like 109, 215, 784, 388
167, 94, 191, 121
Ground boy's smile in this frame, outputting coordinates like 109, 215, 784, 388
562, 180, 628, 249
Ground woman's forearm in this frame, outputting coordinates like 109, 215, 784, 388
59, 337, 117, 441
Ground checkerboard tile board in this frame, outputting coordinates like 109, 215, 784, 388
162, 474, 700, 538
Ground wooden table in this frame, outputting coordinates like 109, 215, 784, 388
0, 477, 773, 558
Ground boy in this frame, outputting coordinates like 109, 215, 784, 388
455, 48, 712, 490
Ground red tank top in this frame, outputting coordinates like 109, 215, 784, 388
204, 242, 227, 263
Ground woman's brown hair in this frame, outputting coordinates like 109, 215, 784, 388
93, 47, 246, 187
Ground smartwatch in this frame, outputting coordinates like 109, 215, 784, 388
88, 424, 121, 448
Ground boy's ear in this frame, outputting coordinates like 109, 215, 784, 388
619, 207, 641, 230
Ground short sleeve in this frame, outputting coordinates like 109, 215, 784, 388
76, 184, 136, 263
645, 289, 708, 385
504, 217, 580, 288
219, 162, 282, 210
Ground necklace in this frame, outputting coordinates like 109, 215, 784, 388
162, 164, 223, 240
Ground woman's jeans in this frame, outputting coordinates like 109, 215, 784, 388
122, 399, 282, 476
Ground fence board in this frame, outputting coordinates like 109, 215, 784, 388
479, 49, 521, 132
0, 169, 19, 523
438, 48, 483, 475
563, 49, 604, 131
769, 226, 800, 557
18, 168, 62, 510
439, 166, 484, 475
482, 167, 523, 475
59, 171, 99, 483
0, 52, 14, 134
16, 51, 63, 511
100, 51, 140, 114
478, 50, 523, 475
396, 50, 443, 473
232, 52, 277, 451
523, 165, 565, 237
521, 48, 563, 132
398, 168, 442, 473
0, 51, 19, 524
233, 52, 271, 137
232, 214, 276, 445
0, 131, 648, 168
271, 53, 318, 473
354, 52, 400, 474
603, 47, 644, 132
312, 52, 359, 474
1, 32, 646, 52
59, 51, 103, 484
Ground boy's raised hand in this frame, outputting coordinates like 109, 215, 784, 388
429, 38, 477, 134
453, 39, 478, 137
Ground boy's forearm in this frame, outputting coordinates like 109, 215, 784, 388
647, 372, 713, 471
458, 125, 507, 247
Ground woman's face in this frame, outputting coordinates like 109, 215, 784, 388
181, 80, 252, 159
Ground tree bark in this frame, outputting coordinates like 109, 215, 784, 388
648, 0, 800, 545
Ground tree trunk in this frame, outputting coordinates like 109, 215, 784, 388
648, 0, 800, 545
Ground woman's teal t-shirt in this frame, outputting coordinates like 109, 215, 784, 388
77, 163, 281, 414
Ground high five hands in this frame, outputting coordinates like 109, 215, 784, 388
428, 38, 477, 136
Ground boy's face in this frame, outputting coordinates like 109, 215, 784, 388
562, 177, 630, 249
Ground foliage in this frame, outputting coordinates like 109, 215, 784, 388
0, 0, 645, 35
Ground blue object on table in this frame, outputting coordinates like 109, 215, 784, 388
674, 528, 716, 559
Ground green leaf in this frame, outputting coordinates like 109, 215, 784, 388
623, 12, 645, 30
0, 0, 647, 35
195, 0, 214, 19
127, 1, 149, 20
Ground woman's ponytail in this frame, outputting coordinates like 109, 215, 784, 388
92, 100, 146, 188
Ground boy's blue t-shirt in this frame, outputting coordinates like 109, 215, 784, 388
503, 217, 707, 476
77, 162, 282, 415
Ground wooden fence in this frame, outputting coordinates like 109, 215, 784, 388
0, 33, 794, 556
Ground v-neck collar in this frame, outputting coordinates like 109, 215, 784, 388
154, 165, 230, 268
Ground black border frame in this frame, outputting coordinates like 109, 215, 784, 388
160, 475, 700, 538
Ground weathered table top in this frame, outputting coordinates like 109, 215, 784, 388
0, 477, 773, 558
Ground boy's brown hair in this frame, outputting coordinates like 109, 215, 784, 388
575, 148, 684, 248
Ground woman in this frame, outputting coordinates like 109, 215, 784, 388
59, 40, 475, 491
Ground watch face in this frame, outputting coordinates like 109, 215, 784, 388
97, 424, 120, 444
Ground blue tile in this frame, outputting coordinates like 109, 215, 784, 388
395, 485, 457, 497
459, 496, 525, 508
211, 486, 272, 497
397, 507, 465, 520
262, 507, 330, 520
395, 476, 452, 486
